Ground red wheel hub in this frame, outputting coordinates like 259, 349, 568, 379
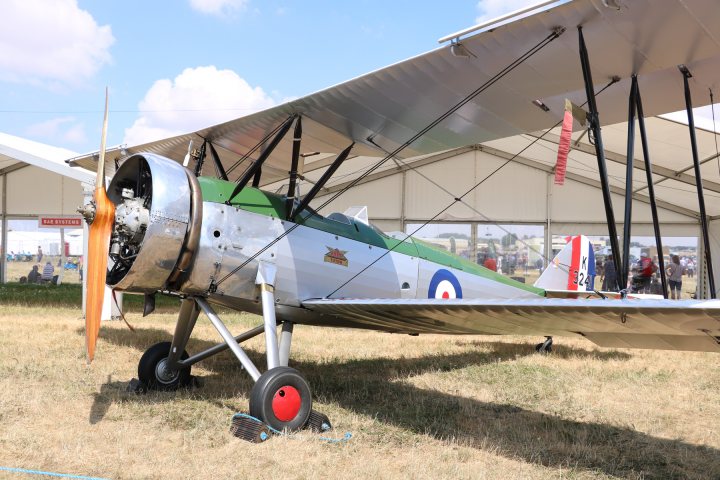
271, 385, 302, 422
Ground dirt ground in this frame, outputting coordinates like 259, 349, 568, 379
0, 306, 718, 480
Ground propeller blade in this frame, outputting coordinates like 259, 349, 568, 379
85, 88, 115, 363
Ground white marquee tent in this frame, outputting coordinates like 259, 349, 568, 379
4, 112, 720, 299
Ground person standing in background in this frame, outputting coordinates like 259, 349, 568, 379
37, 246, 43, 262
666, 255, 685, 300
601, 254, 617, 292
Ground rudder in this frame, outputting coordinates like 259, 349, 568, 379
534, 235, 596, 292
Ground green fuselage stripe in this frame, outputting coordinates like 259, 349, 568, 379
198, 177, 545, 296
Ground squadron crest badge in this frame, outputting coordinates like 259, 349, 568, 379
324, 247, 349, 267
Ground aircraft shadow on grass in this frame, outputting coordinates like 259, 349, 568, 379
87, 326, 718, 479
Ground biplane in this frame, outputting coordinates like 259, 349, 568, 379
71, 0, 720, 432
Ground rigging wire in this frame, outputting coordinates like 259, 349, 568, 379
711, 89, 720, 177
211, 28, 564, 288
225, 116, 294, 177
325, 77, 620, 298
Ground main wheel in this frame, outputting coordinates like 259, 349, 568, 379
249, 366, 312, 432
138, 341, 192, 391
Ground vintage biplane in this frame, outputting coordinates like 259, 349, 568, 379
72, 0, 720, 432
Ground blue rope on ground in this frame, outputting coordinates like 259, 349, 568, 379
0, 466, 108, 480
231, 413, 352, 443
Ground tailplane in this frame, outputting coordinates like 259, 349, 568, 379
534, 235, 596, 292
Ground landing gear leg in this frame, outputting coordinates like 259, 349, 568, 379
535, 336, 553, 354
251, 263, 313, 431
138, 298, 197, 390
167, 297, 199, 369
279, 322, 294, 367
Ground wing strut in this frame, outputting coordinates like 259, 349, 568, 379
226, 115, 297, 204
193, 140, 207, 177
578, 26, 623, 292
290, 142, 354, 221
208, 142, 228, 181
634, 76, 668, 298
193, 139, 229, 181
679, 66, 716, 298
621, 75, 638, 289
286, 116, 302, 219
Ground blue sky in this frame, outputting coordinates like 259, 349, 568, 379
1, 0, 717, 158
0, 0, 534, 155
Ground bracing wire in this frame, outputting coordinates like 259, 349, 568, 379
211, 28, 564, 289
325, 77, 619, 298
225, 115, 294, 177
711, 89, 720, 176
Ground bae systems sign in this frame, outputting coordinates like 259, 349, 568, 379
38, 216, 83, 228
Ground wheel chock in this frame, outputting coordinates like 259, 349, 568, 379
305, 410, 332, 432
230, 414, 271, 443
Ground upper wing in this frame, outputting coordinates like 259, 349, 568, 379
302, 298, 720, 353
69, 0, 720, 187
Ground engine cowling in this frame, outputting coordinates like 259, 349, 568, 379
105, 153, 202, 293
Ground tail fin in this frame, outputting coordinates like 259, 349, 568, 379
534, 235, 596, 292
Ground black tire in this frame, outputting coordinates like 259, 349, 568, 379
249, 366, 312, 432
138, 341, 192, 391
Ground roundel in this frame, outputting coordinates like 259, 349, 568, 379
428, 269, 463, 299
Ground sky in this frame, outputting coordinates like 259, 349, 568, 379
1, 0, 717, 157
0, 0, 542, 155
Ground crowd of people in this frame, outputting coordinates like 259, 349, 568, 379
598, 253, 693, 299
14, 245, 83, 285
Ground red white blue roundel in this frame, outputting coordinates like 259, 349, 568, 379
428, 269, 463, 299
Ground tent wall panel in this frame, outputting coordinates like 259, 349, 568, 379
6, 166, 83, 216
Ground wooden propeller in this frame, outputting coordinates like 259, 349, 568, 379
85, 88, 115, 363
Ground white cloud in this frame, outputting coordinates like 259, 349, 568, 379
0, 0, 113, 87
124, 66, 277, 146
25, 116, 88, 145
476, 0, 539, 23
188, 0, 248, 16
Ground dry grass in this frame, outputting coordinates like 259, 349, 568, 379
0, 305, 718, 480
4, 256, 82, 284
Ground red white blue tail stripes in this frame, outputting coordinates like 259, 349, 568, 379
566, 235, 596, 291
534, 235, 596, 292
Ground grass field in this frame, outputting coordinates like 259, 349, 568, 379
4, 256, 82, 284
0, 290, 718, 479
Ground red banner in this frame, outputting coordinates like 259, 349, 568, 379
38, 217, 82, 228
554, 109, 573, 185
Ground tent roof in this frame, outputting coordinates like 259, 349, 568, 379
258, 115, 718, 222
0, 132, 93, 183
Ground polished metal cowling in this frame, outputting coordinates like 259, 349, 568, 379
106, 153, 201, 292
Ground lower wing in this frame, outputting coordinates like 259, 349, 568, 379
302, 298, 720, 353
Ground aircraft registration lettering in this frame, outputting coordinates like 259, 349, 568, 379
428, 269, 463, 299
567, 236, 596, 291
324, 247, 349, 267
